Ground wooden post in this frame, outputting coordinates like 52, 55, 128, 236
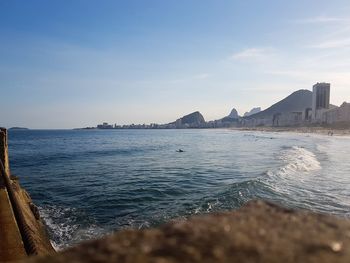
0, 128, 10, 176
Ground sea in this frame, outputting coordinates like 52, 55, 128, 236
8, 129, 350, 249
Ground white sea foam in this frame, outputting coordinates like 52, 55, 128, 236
193, 199, 221, 214
267, 146, 321, 177
39, 205, 106, 250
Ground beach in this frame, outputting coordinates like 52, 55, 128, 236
232, 126, 350, 136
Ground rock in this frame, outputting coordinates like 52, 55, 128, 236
27, 200, 350, 263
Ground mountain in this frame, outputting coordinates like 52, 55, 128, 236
228, 108, 239, 119
244, 107, 261, 117
219, 108, 240, 123
176, 111, 205, 125
246, 90, 312, 119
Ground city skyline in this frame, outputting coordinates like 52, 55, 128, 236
1, 1, 350, 128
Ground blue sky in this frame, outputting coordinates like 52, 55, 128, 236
1, 0, 350, 128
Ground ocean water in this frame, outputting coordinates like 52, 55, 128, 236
8, 129, 350, 249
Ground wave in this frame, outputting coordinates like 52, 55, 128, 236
267, 146, 321, 177
190, 180, 263, 215
38, 205, 107, 250
258, 146, 323, 208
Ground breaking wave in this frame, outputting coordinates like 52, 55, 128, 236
267, 146, 321, 177
260, 146, 323, 205
39, 205, 107, 250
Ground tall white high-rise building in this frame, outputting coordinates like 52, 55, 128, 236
312, 82, 330, 120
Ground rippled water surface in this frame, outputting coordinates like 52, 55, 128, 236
8, 129, 350, 249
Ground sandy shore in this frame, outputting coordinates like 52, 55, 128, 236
231, 126, 350, 136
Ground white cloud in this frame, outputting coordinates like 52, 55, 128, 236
308, 38, 350, 49
230, 48, 269, 60
294, 16, 350, 24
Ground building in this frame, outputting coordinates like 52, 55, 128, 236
272, 111, 305, 127
312, 82, 330, 121
323, 102, 350, 125
97, 122, 114, 129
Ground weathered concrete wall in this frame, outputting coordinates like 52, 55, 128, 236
11, 178, 56, 255
27, 200, 350, 263
0, 128, 10, 176
0, 128, 55, 258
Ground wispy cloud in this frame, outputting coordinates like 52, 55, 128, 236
308, 38, 350, 49
230, 48, 271, 60
193, 73, 210, 79
298, 16, 350, 50
294, 16, 350, 24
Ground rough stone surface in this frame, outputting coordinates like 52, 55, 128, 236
27, 200, 350, 263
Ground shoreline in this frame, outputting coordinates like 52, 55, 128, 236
7, 125, 350, 136
231, 126, 350, 137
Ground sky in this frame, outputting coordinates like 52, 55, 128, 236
1, 0, 350, 129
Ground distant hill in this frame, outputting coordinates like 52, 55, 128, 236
246, 90, 312, 119
179, 111, 205, 124
9, 127, 29, 130
228, 108, 239, 119
220, 108, 240, 123
244, 107, 261, 117
171, 111, 206, 126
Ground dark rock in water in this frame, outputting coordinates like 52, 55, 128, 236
27, 200, 350, 263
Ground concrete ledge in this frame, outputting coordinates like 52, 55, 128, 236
0, 128, 10, 176
0, 186, 27, 261
26, 200, 350, 263
0, 128, 55, 260
11, 179, 56, 255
